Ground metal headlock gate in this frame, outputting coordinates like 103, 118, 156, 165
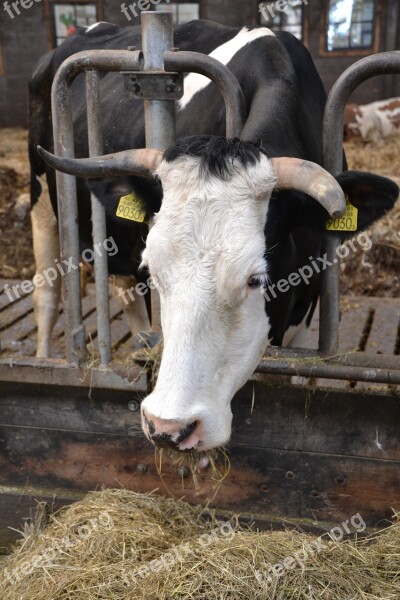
0, 13, 399, 390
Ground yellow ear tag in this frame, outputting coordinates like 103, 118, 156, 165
326, 195, 358, 231
116, 192, 147, 223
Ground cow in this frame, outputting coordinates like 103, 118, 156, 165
30, 20, 399, 452
344, 97, 400, 142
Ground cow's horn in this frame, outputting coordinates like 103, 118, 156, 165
37, 146, 163, 178
271, 157, 346, 218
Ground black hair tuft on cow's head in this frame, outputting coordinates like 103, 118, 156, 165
163, 135, 263, 180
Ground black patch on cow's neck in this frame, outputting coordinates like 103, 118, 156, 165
163, 136, 263, 179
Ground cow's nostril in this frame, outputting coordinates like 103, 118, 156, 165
175, 421, 197, 445
144, 416, 198, 450
143, 413, 155, 437
149, 432, 178, 449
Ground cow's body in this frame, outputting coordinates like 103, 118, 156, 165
344, 97, 400, 142
30, 20, 398, 451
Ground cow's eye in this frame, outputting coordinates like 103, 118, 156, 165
247, 274, 268, 289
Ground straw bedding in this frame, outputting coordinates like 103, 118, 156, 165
1, 489, 399, 600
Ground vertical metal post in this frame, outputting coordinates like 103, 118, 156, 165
52, 72, 86, 365
141, 11, 175, 330
86, 70, 112, 366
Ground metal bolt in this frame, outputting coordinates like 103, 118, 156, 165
177, 466, 189, 478
129, 82, 141, 94
285, 471, 295, 479
260, 484, 269, 493
128, 400, 140, 412
166, 83, 175, 93
136, 463, 148, 473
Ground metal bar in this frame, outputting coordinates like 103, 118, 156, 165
256, 358, 400, 385
263, 347, 400, 371
52, 67, 85, 365
320, 51, 400, 356
164, 50, 246, 138
86, 70, 112, 366
0, 356, 148, 392
51, 49, 143, 365
141, 12, 175, 331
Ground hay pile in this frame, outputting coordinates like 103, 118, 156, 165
1, 489, 399, 600
344, 136, 400, 179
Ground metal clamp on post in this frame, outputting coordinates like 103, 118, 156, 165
124, 72, 184, 100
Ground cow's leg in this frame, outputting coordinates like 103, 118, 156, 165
31, 177, 61, 358
112, 275, 150, 337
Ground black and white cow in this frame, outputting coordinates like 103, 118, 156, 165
30, 20, 398, 452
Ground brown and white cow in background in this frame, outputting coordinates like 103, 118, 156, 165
344, 97, 400, 142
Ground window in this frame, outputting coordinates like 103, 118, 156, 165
326, 0, 375, 51
51, 3, 98, 46
154, 3, 200, 25
259, 1, 303, 40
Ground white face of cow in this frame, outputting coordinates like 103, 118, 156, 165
140, 153, 277, 451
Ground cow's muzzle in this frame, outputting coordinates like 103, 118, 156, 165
142, 410, 201, 451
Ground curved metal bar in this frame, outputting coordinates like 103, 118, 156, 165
319, 51, 400, 356
50, 50, 143, 365
164, 50, 246, 138
323, 51, 400, 177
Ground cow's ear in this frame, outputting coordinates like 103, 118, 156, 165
330, 171, 399, 239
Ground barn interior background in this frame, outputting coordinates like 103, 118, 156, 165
0, 0, 399, 564
0, 0, 400, 126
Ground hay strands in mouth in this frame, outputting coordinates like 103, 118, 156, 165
154, 446, 231, 502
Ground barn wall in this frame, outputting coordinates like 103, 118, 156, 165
0, 5, 48, 128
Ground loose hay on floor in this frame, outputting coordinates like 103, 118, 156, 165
1, 489, 399, 600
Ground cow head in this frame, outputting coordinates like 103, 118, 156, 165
37, 136, 398, 452
138, 137, 347, 451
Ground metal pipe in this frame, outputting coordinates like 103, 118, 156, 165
51, 49, 143, 365
164, 50, 246, 138
263, 347, 400, 371
320, 51, 400, 356
86, 70, 112, 367
256, 358, 400, 385
52, 65, 85, 365
141, 12, 176, 331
